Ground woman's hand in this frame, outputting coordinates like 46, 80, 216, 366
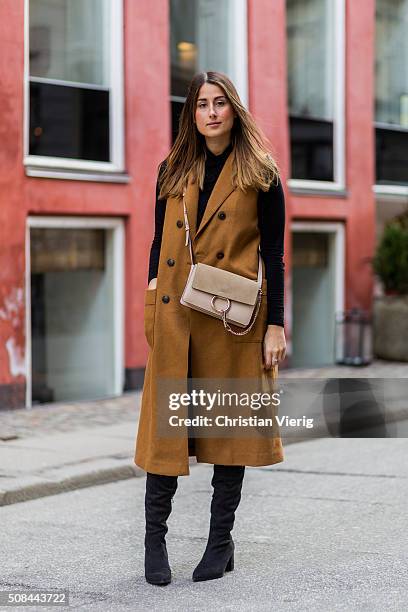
263, 324, 286, 369
148, 277, 157, 290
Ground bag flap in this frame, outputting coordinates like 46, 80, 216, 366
191, 263, 259, 305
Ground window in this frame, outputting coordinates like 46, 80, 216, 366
286, 0, 345, 187
170, 0, 247, 142
26, 218, 125, 406
25, 0, 124, 174
375, 0, 408, 186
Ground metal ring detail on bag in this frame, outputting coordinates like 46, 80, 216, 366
211, 295, 231, 314
222, 289, 263, 335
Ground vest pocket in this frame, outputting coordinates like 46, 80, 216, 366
144, 288, 157, 348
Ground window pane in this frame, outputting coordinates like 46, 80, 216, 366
170, 0, 238, 141
29, 81, 110, 161
290, 116, 334, 181
171, 99, 185, 143
375, 0, 408, 126
170, 0, 197, 97
375, 0, 408, 184
287, 0, 334, 120
375, 126, 408, 185
170, 0, 232, 98
286, 0, 335, 180
29, 0, 110, 87
30, 228, 116, 404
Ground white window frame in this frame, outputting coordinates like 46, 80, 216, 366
23, 0, 125, 180
228, 0, 248, 106
287, 0, 346, 194
25, 216, 125, 408
170, 0, 248, 109
374, 184, 408, 199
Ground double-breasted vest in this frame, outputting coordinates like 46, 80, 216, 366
134, 150, 284, 476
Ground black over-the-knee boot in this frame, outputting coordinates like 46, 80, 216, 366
192, 464, 245, 582
144, 472, 178, 585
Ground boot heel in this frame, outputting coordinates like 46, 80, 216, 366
225, 552, 234, 572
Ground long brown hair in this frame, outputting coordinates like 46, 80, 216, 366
158, 71, 281, 199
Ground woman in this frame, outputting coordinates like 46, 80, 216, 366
134, 71, 286, 585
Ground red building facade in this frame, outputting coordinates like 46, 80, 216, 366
1, 0, 406, 409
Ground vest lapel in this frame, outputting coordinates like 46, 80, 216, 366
184, 177, 199, 240
184, 150, 236, 243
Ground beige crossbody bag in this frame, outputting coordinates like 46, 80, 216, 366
179, 189, 264, 336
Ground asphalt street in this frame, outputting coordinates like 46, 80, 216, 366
1, 437, 407, 611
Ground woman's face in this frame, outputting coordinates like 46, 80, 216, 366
194, 83, 236, 142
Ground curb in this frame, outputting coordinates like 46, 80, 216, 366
0, 460, 145, 507
1, 404, 405, 507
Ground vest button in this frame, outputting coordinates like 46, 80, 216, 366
216, 252, 224, 259
218, 211, 226, 220
162, 295, 170, 303
167, 258, 175, 266
176, 220, 183, 228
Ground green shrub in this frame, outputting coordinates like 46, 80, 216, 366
373, 209, 408, 295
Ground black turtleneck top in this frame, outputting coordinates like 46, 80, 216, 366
148, 143, 285, 327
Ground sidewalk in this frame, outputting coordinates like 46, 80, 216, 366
1, 437, 407, 610
0, 393, 144, 506
1, 359, 407, 507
